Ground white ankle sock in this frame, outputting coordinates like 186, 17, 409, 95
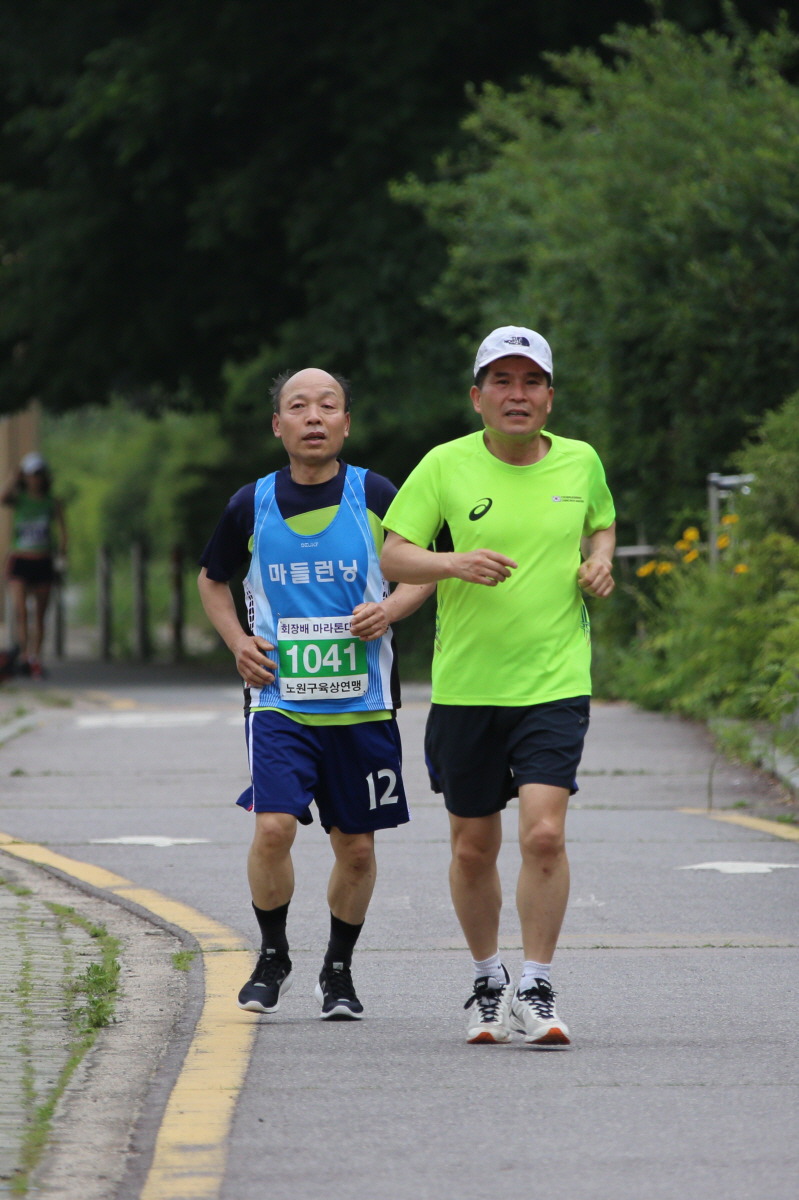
472, 952, 505, 987
519, 960, 551, 991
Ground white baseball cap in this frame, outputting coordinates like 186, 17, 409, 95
20, 452, 47, 474
473, 326, 553, 380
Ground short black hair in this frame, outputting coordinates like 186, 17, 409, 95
270, 370, 352, 413
474, 362, 552, 389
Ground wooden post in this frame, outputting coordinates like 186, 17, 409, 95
132, 540, 151, 661
97, 545, 112, 661
52, 573, 66, 659
170, 545, 185, 662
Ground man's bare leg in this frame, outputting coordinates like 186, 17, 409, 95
327, 828, 376, 923
317, 829, 377, 1019
512, 782, 571, 1045
248, 811, 298, 909
515, 783, 570, 963
449, 812, 514, 1043
238, 811, 298, 1013
448, 812, 503, 960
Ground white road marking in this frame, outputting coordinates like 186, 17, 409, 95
90, 836, 209, 847
679, 861, 799, 874
76, 712, 218, 729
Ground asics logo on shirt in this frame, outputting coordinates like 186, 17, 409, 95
468, 498, 493, 521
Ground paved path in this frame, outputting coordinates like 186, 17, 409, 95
0, 661, 798, 1200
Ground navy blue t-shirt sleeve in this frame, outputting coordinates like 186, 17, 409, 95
199, 483, 256, 581
364, 471, 397, 520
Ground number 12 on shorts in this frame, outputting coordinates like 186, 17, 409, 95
366, 769, 399, 810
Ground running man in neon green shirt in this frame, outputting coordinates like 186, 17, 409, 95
381, 326, 615, 1047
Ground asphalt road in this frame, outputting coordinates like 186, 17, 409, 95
1, 661, 798, 1200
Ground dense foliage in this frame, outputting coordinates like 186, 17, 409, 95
397, 16, 799, 542
1, 0, 687, 417
607, 391, 799, 741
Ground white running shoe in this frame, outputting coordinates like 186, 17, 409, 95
464, 966, 514, 1044
510, 978, 570, 1047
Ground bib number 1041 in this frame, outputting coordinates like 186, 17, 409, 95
284, 641, 358, 675
276, 617, 369, 700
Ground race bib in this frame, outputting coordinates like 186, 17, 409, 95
276, 616, 368, 701
16, 517, 50, 551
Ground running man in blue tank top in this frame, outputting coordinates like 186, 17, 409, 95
198, 367, 432, 1020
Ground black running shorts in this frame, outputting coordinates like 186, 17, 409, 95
424, 696, 590, 818
6, 555, 56, 586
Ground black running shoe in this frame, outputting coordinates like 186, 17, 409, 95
314, 961, 364, 1020
237, 950, 293, 1013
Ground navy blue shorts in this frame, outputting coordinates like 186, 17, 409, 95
237, 709, 411, 835
425, 697, 590, 818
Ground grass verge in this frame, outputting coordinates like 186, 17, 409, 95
3, 887, 121, 1197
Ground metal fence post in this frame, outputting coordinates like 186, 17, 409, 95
170, 544, 185, 662
97, 545, 112, 661
132, 539, 151, 661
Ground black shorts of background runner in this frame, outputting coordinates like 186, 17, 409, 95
425, 696, 590, 818
6, 556, 57, 586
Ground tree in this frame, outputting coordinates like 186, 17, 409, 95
737, 390, 799, 541
396, 14, 799, 538
3, 1, 797, 425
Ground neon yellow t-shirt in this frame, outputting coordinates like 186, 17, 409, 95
383, 431, 615, 706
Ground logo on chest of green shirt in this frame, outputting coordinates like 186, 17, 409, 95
468, 497, 494, 521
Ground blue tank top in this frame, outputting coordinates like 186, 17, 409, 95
244, 465, 394, 714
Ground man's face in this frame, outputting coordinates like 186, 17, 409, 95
470, 355, 553, 439
272, 368, 350, 464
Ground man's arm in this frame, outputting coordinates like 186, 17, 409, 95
197, 568, 277, 687
380, 530, 517, 587
349, 581, 435, 642
578, 523, 616, 598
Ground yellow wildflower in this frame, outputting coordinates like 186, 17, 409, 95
674, 539, 691, 552
683, 549, 700, 563
721, 513, 740, 525
683, 526, 700, 542
656, 561, 674, 575
716, 534, 731, 549
636, 560, 657, 577
733, 563, 749, 574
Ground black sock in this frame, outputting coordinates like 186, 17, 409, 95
324, 913, 364, 969
252, 901, 290, 958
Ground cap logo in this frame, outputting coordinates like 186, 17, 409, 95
504, 336, 530, 347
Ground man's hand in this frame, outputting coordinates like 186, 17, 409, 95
578, 554, 614, 598
232, 634, 277, 687
350, 602, 389, 642
445, 549, 518, 587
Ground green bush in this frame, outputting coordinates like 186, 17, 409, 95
609, 533, 798, 723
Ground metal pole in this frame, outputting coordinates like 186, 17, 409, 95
170, 545, 185, 662
132, 540, 151, 661
706, 473, 754, 570
707, 474, 721, 569
52, 574, 65, 659
97, 545, 112, 661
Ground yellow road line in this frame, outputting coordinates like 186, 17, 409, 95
0, 830, 256, 1200
679, 808, 799, 842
